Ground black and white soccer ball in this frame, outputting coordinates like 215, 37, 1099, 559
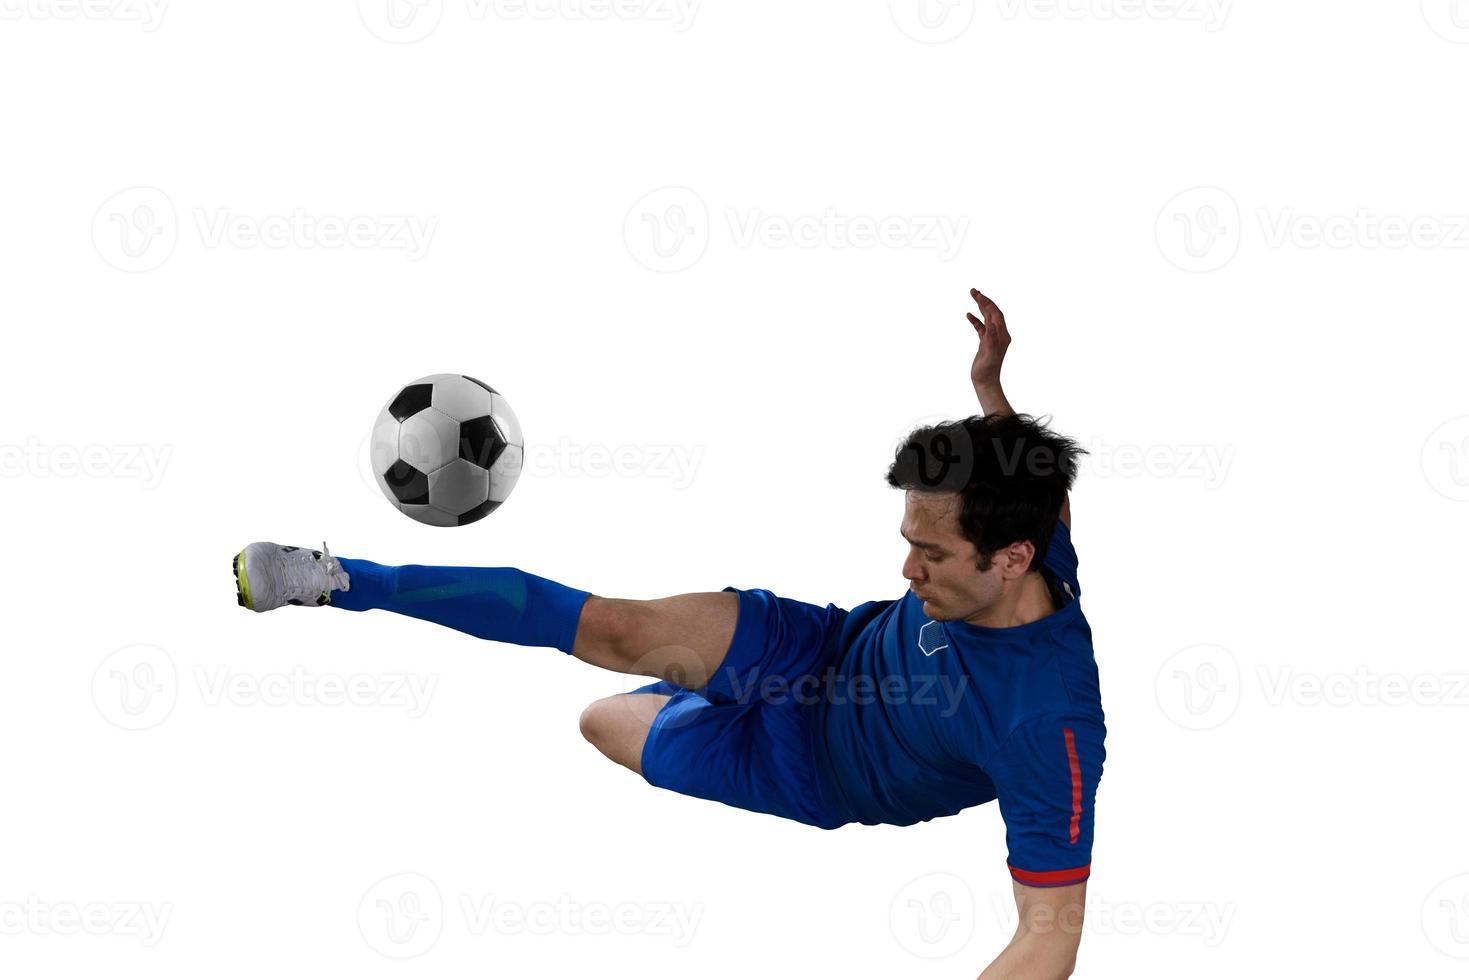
369, 374, 524, 527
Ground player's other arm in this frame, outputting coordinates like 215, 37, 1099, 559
967, 287, 1070, 529
977, 880, 1086, 980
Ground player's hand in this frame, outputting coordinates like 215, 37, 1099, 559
967, 287, 1010, 392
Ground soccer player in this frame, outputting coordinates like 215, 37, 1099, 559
234, 289, 1104, 978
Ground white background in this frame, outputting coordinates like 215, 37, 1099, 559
2, 1, 1467, 976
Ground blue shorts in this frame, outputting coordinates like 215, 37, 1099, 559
632, 586, 851, 830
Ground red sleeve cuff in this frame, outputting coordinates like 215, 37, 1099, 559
1008, 863, 1090, 888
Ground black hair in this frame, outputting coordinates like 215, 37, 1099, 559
886, 413, 1086, 573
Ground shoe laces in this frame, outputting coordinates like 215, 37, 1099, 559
320, 541, 350, 594
281, 541, 347, 604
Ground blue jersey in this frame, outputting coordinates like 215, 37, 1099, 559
812, 519, 1105, 887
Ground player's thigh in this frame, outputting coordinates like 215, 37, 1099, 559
574, 592, 739, 688
578, 692, 670, 775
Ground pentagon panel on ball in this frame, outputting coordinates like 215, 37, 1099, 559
369, 373, 525, 527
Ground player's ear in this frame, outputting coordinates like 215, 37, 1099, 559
1004, 539, 1037, 579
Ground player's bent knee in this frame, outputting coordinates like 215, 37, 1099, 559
578, 696, 613, 746
578, 693, 667, 775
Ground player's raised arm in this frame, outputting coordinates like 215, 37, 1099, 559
968, 287, 1014, 417
967, 287, 1071, 528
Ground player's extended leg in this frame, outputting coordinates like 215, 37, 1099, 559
233, 542, 739, 689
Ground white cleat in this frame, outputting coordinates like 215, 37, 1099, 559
234, 541, 350, 612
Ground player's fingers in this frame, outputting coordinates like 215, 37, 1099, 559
972, 288, 1001, 319
970, 287, 987, 314
981, 296, 1008, 335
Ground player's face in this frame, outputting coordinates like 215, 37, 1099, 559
900, 490, 1004, 621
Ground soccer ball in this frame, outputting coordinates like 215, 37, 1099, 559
369, 374, 524, 527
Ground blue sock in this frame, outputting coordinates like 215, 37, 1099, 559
330, 558, 592, 655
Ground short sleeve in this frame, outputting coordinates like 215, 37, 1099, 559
988, 712, 1104, 888
1041, 518, 1080, 598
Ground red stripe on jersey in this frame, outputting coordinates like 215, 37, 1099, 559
1008, 864, 1091, 887
1063, 726, 1082, 844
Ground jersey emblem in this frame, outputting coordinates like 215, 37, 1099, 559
918, 620, 949, 657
